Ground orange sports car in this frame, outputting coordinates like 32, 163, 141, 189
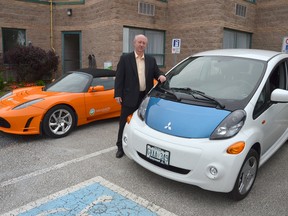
0, 68, 121, 138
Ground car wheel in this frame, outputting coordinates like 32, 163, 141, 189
43, 105, 76, 138
230, 148, 259, 201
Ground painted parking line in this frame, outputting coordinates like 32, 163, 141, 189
0, 146, 117, 188
2, 176, 177, 216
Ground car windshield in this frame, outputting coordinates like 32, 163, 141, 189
161, 56, 265, 103
46, 72, 91, 93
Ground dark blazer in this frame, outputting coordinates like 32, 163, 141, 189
114, 52, 162, 107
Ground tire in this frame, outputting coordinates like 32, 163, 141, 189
43, 105, 76, 138
230, 148, 259, 201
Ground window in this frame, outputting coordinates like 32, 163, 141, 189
253, 61, 287, 119
223, 29, 251, 49
91, 77, 115, 90
138, 1, 155, 16
2, 28, 26, 63
246, 0, 256, 3
235, 4, 247, 17
123, 27, 165, 66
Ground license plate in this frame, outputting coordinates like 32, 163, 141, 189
146, 144, 170, 165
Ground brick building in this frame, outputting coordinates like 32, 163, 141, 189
0, 0, 287, 78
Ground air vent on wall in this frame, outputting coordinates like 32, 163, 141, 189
235, 4, 247, 17
138, 1, 155, 16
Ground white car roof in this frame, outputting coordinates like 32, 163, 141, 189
193, 49, 284, 61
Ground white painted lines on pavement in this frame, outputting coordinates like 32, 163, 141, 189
0, 146, 117, 188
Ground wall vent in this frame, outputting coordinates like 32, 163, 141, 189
138, 2, 155, 16
235, 4, 247, 17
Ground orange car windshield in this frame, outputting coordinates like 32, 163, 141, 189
46, 73, 91, 93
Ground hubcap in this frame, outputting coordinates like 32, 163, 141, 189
238, 156, 257, 195
49, 109, 72, 135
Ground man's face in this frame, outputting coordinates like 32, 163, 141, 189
134, 36, 147, 54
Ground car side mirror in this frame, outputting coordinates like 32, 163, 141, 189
271, 89, 288, 102
88, 85, 105, 93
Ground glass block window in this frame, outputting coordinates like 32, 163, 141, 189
138, 1, 155, 16
235, 4, 247, 17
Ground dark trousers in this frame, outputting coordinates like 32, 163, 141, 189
116, 91, 146, 149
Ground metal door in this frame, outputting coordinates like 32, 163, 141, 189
62, 32, 81, 73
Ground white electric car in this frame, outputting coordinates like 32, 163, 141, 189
123, 49, 288, 200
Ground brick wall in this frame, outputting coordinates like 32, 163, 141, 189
1, 0, 288, 78
0, 1, 50, 51
165, 0, 257, 68
50, 0, 168, 72
253, 0, 288, 51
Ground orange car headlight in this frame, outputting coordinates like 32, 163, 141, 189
0, 91, 12, 100
13, 99, 44, 110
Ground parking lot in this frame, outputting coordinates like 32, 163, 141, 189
0, 118, 287, 216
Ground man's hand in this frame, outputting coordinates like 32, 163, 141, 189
115, 97, 122, 104
158, 75, 166, 83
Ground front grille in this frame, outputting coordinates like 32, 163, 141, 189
138, 152, 190, 174
0, 117, 11, 128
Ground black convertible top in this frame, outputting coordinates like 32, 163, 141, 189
73, 68, 116, 78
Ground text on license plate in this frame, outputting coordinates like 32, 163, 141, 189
146, 144, 170, 165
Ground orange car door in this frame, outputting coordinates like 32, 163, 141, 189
84, 88, 120, 122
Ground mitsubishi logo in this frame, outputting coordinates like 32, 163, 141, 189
164, 122, 172, 130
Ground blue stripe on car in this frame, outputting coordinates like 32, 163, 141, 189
146, 97, 231, 138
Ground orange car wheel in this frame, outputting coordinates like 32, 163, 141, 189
43, 105, 76, 138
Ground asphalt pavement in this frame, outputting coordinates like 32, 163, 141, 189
0, 118, 287, 216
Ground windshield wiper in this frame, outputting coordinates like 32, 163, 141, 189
171, 87, 225, 109
157, 85, 181, 101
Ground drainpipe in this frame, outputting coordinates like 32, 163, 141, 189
50, 0, 55, 52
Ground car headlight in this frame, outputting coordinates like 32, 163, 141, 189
210, 110, 246, 140
137, 96, 150, 121
0, 91, 13, 100
13, 98, 44, 110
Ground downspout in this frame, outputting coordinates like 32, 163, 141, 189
50, 0, 55, 52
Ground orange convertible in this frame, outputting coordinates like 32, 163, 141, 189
0, 68, 121, 138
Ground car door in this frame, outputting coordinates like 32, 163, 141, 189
253, 60, 288, 155
84, 77, 120, 121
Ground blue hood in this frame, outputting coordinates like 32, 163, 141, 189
145, 97, 231, 138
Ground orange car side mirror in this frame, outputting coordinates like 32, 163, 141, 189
88, 85, 105, 92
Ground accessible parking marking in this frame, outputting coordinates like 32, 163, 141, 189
2, 176, 177, 216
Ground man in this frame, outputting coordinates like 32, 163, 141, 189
114, 34, 166, 158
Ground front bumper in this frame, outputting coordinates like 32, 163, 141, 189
123, 113, 249, 193
0, 105, 44, 135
